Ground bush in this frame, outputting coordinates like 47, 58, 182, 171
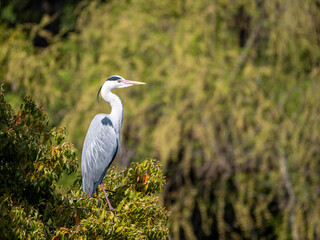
0, 86, 170, 239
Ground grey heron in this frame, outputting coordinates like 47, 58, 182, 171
81, 75, 145, 210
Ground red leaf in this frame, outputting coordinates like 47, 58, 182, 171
143, 173, 149, 185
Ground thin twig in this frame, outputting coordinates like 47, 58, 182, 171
279, 152, 299, 240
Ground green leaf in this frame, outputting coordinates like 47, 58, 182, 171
115, 226, 123, 233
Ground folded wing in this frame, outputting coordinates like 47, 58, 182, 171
81, 114, 119, 196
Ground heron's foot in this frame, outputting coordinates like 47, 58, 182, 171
108, 205, 117, 212
97, 202, 101, 208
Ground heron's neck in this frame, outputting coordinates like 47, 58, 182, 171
102, 91, 123, 135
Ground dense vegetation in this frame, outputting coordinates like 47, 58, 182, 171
0, 86, 169, 239
1, 0, 320, 239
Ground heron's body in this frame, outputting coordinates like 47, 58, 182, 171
82, 113, 119, 195
81, 75, 145, 210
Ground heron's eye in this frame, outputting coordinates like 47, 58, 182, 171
117, 79, 121, 83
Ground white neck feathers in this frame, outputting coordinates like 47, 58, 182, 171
101, 87, 123, 136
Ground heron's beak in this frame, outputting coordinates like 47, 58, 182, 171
122, 80, 146, 85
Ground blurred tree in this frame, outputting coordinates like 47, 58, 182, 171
0, 0, 81, 46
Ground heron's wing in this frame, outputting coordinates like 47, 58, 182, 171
81, 114, 119, 196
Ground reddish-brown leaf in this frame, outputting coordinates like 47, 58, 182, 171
143, 173, 149, 185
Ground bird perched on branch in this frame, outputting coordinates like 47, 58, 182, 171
81, 75, 145, 210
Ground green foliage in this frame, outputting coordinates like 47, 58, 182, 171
0, 84, 77, 204
1, 0, 320, 239
0, 88, 169, 239
0, 201, 46, 240
54, 161, 169, 239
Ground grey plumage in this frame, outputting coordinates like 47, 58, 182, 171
82, 114, 119, 196
81, 75, 145, 206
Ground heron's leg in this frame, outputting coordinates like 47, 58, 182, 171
100, 183, 116, 211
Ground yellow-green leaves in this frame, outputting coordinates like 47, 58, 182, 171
51, 159, 169, 239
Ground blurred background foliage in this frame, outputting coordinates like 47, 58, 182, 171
1, 0, 320, 239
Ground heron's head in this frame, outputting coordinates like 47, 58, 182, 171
97, 75, 145, 101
